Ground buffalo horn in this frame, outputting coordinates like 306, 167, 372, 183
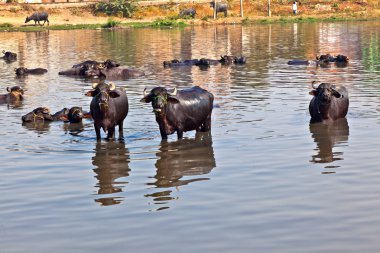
6, 87, 10, 92
109, 82, 116, 91
168, 87, 177, 96
143, 87, 148, 97
311, 81, 318, 89
92, 83, 99, 89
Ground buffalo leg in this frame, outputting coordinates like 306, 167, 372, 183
118, 121, 124, 141
94, 124, 101, 141
107, 127, 115, 140
177, 130, 183, 139
200, 116, 212, 132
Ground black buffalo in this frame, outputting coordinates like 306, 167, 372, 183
0, 86, 24, 104
309, 82, 349, 123
140, 86, 214, 139
1, 50, 17, 62
25, 12, 49, 26
15, 67, 48, 76
210, 2, 228, 17
86, 82, 129, 141
179, 8, 196, 18
51, 107, 90, 123
22, 107, 54, 122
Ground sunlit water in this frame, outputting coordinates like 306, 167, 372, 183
1, 22, 380, 252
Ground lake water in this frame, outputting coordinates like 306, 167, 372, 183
1, 22, 380, 253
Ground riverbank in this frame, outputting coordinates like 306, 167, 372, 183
1, 1, 380, 31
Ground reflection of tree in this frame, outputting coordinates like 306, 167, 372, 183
145, 132, 216, 210
92, 141, 130, 206
309, 118, 349, 165
362, 34, 380, 72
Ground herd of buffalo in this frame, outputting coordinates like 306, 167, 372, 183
1, 49, 350, 141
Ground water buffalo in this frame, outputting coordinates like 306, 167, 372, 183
25, 12, 49, 26
219, 55, 247, 65
85, 82, 129, 141
309, 82, 349, 123
56, 106, 91, 123
0, 86, 24, 104
22, 107, 54, 122
15, 67, 48, 76
1, 50, 17, 62
92, 67, 145, 80
287, 59, 313, 65
140, 86, 214, 139
210, 2, 228, 17
163, 59, 199, 68
58, 65, 96, 77
179, 8, 196, 18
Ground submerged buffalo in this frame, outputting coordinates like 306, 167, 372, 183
25, 12, 49, 26
309, 82, 349, 123
92, 67, 145, 80
86, 82, 129, 141
0, 86, 24, 104
1, 50, 17, 62
15, 67, 48, 76
163, 55, 246, 68
22, 107, 53, 122
140, 86, 214, 139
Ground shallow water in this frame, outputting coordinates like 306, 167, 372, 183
1, 22, 380, 252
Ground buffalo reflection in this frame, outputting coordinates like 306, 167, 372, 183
309, 118, 349, 164
22, 121, 51, 133
145, 132, 216, 209
92, 141, 130, 206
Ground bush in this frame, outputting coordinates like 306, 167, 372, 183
94, 0, 136, 18
101, 18, 121, 28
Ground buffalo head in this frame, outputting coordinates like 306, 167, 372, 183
140, 87, 179, 114
22, 107, 53, 122
86, 82, 119, 112
309, 82, 343, 104
68, 106, 84, 123
7, 86, 24, 100
15, 67, 28, 76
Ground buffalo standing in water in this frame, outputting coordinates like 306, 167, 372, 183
309, 82, 349, 123
86, 82, 129, 141
140, 86, 214, 139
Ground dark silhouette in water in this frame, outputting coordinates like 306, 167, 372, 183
145, 132, 216, 210
309, 118, 349, 164
92, 141, 130, 206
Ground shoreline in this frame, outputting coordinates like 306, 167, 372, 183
1, 2, 380, 32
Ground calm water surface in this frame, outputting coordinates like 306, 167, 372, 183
1, 22, 380, 253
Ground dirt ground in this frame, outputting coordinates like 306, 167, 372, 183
0, 1, 379, 27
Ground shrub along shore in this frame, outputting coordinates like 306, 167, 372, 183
0, 0, 380, 32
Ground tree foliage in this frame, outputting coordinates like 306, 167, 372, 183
94, 0, 136, 18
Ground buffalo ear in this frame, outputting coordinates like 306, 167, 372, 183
140, 96, 152, 103
309, 90, 318, 96
168, 96, 180, 103
109, 90, 120, 98
332, 89, 342, 98
85, 90, 95, 97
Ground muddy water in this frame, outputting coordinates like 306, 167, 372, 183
1, 22, 380, 252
